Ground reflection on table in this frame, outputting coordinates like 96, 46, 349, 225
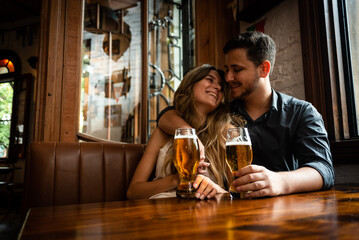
19, 185, 359, 239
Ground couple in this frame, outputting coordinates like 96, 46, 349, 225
126, 31, 335, 200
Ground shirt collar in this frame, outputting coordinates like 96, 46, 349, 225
271, 88, 279, 111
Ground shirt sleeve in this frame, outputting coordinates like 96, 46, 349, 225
156, 106, 175, 123
294, 103, 335, 190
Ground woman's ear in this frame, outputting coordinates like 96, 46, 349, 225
259, 60, 271, 78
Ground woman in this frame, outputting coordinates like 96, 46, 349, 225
126, 64, 231, 200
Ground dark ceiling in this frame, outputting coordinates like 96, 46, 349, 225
0, 0, 42, 25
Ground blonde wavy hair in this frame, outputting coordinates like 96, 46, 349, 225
162, 64, 232, 188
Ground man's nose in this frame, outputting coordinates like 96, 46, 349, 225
225, 71, 233, 82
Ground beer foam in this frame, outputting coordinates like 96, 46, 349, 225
226, 141, 251, 146
174, 135, 197, 139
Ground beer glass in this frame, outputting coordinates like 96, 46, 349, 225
173, 128, 200, 198
225, 127, 253, 198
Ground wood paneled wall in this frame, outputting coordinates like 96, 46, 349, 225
195, 0, 238, 69
34, 0, 83, 142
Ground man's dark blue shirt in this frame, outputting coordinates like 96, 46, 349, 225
230, 89, 334, 189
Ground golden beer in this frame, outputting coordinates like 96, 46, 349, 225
225, 127, 252, 198
225, 143, 253, 173
173, 133, 199, 198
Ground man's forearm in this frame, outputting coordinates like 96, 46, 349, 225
158, 109, 192, 135
279, 167, 324, 195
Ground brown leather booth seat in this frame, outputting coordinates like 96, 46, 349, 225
23, 142, 145, 210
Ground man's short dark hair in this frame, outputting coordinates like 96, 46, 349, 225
223, 31, 276, 74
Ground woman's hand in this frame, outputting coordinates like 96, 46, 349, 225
197, 138, 210, 174
197, 160, 210, 174
192, 175, 226, 200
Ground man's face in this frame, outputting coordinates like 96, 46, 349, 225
224, 48, 261, 101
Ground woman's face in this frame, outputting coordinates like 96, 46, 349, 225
193, 70, 223, 115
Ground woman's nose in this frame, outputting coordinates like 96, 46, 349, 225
213, 81, 221, 90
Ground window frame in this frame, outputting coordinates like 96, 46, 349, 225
337, 0, 358, 138
298, 0, 359, 163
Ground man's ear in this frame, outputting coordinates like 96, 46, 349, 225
259, 60, 271, 78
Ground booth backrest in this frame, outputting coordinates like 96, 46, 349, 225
23, 142, 145, 210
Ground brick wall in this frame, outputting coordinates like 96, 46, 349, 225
240, 0, 305, 100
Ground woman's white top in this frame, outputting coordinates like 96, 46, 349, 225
150, 141, 176, 199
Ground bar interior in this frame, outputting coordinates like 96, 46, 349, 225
0, 0, 359, 239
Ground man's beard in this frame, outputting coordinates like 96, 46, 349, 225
231, 75, 260, 101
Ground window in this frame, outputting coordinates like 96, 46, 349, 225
79, 0, 195, 143
80, 1, 142, 143
298, 0, 359, 162
0, 59, 15, 74
0, 82, 13, 158
147, 0, 195, 139
339, 0, 359, 137
0, 58, 15, 158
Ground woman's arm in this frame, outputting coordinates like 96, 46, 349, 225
158, 109, 192, 135
126, 128, 178, 200
158, 109, 207, 164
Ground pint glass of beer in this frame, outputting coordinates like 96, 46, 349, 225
173, 128, 200, 198
225, 127, 253, 198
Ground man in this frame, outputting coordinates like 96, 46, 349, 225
158, 31, 334, 198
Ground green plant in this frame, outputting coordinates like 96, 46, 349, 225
0, 82, 13, 150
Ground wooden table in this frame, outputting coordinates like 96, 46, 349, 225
19, 185, 359, 239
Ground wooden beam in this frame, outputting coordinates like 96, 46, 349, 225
195, 0, 238, 69
60, 0, 83, 142
141, 0, 148, 143
34, 0, 65, 142
34, 0, 83, 142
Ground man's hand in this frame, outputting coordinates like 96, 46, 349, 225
231, 165, 324, 198
231, 165, 287, 198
